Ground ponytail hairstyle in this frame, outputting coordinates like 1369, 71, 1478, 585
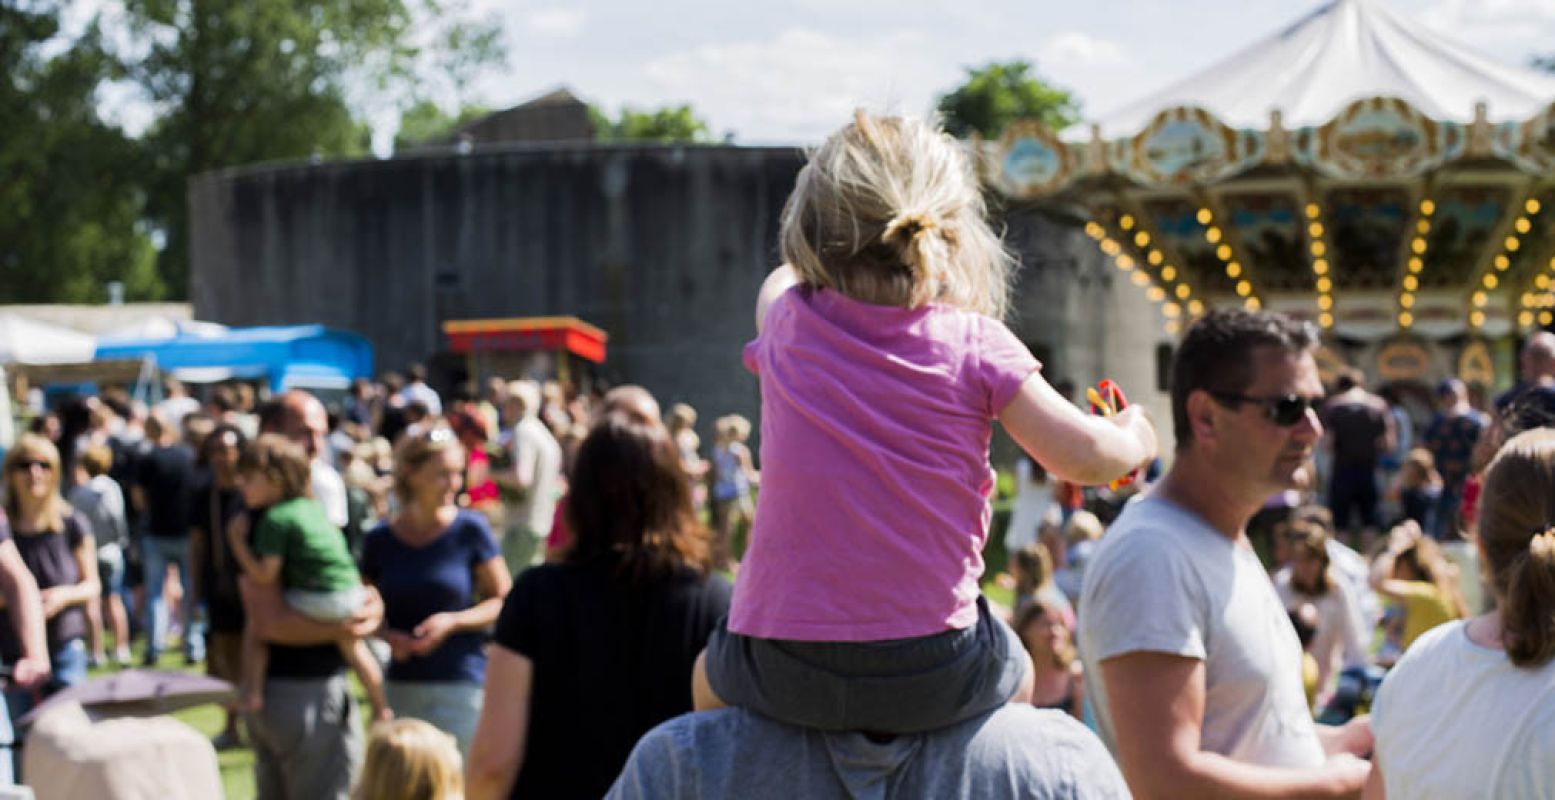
780, 110, 1014, 319
1477, 427, 1555, 667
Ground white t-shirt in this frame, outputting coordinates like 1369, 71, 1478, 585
1078, 494, 1326, 769
1274, 568, 1370, 694
1373, 619, 1555, 799
310, 460, 349, 529
509, 417, 562, 534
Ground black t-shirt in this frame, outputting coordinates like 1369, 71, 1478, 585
1497, 383, 1555, 432
0, 513, 89, 657
191, 477, 249, 633
491, 561, 732, 800
136, 444, 197, 537
1322, 399, 1388, 468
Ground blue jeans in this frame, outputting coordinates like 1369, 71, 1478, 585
1430, 485, 1463, 540
0, 638, 84, 785
142, 535, 204, 662
51, 638, 88, 688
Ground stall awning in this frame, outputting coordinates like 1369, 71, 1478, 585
95, 324, 374, 392
442, 316, 608, 364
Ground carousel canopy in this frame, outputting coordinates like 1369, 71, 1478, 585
989, 0, 1555, 367
1086, 0, 1555, 140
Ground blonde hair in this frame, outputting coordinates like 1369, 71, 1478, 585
392, 426, 463, 504
1014, 599, 1075, 670
780, 110, 1013, 319
1477, 428, 1555, 667
1281, 520, 1334, 595
2, 434, 68, 531
237, 434, 313, 501
1063, 510, 1104, 545
353, 719, 463, 800
715, 414, 751, 443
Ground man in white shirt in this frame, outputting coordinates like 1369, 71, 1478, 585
399, 363, 442, 418
270, 389, 348, 529
1078, 309, 1372, 799
497, 380, 560, 573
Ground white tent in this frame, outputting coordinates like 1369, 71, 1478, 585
1084, 0, 1555, 140
99, 316, 227, 342
0, 314, 97, 366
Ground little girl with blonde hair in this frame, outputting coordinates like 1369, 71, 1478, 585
693, 110, 1156, 732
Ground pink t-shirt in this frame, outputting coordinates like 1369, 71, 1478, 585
729, 286, 1040, 641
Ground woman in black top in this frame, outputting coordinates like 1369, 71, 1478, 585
1, 434, 100, 695
466, 412, 732, 800
188, 424, 249, 748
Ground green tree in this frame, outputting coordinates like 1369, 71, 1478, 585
0, 1, 161, 303
393, 100, 491, 150
591, 104, 711, 142
121, 0, 506, 297
935, 60, 1080, 140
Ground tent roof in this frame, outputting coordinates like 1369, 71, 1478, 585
1085, 0, 1555, 139
0, 314, 97, 366
95, 324, 373, 392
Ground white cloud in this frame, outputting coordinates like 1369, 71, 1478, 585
1417, 0, 1555, 57
1041, 31, 1134, 69
528, 8, 587, 38
641, 27, 945, 143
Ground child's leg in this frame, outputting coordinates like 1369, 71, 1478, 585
236, 621, 267, 712
691, 649, 727, 712
339, 637, 392, 722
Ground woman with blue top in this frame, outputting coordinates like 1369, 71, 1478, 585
362, 426, 511, 754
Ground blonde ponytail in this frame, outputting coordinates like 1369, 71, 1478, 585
1504, 529, 1555, 667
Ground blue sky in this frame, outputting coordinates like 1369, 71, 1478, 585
468, 0, 1555, 144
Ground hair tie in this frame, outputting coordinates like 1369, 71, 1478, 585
1531, 528, 1555, 556
882, 211, 937, 248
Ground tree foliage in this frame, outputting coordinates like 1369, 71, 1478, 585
591, 104, 711, 142
935, 60, 1080, 140
0, 1, 161, 303
393, 100, 491, 151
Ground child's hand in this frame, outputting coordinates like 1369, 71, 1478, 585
1115, 405, 1159, 471
382, 629, 418, 662
410, 612, 457, 655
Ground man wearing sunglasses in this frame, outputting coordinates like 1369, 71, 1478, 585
1079, 309, 1372, 800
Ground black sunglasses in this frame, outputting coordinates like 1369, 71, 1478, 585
8, 459, 52, 473
1208, 391, 1322, 427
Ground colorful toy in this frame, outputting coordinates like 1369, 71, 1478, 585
1086, 379, 1139, 490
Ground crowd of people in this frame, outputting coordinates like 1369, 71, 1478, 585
4, 111, 1555, 799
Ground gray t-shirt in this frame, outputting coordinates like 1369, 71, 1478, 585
607, 705, 1129, 799
1078, 494, 1325, 769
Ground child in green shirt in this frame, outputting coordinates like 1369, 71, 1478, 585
230, 434, 390, 721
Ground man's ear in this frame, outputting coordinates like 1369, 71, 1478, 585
1185, 389, 1219, 446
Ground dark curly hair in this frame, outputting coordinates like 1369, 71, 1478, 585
1170, 309, 1316, 450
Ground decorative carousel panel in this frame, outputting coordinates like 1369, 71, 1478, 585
1408, 292, 1472, 339
1293, 97, 1455, 179
1322, 186, 1411, 290
1115, 107, 1264, 187
1331, 292, 1407, 341
1137, 195, 1239, 295
1217, 191, 1312, 292
1420, 184, 1513, 289
1495, 102, 1555, 174
993, 121, 1074, 198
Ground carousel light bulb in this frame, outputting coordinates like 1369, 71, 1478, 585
1412, 238, 1428, 255
1521, 310, 1536, 327
1507, 236, 1522, 252
1317, 294, 1334, 310
1147, 286, 1166, 301
1539, 274, 1552, 290
1416, 219, 1431, 235
1408, 257, 1424, 274
1161, 266, 1177, 281
1420, 199, 1436, 216
1319, 312, 1334, 328
1131, 270, 1151, 286
1119, 214, 1135, 230
1245, 296, 1262, 311
1400, 311, 1415, 327
1226, 262, 1242, 278
1496, 255, 1512, 271
1528, 198, 1543, 215
1205, 226, 1223, 244
1188, 299, 1205, 316
1217, 244, 1234, 261
1101, 239, 1121, 256
1313, 258, 1329, 275
1400, 294, 1416, 309
1542, 311, 1554, 326
1309, 222, 1324, 237
1525, 292, 1538, 307
1316, 277, 1332, 292
1517, 217, 1533, 234
1403, 275, 1419, 291
1176, 284, 1192, 299
1310, 241, 1326, 257
1148, 250, 1164, 265
1197, 208, 1214, 225
1472, 291, 1488, 307
1484, 273, 1500, 289
1164, 320, 1181, 335
1117, 255, 1136, 270
1134, 231, 1151, 247
1305, 203, 1321, 220
1085, 222, 1105, 239
1471, 311, 1486, 327
1235, 280, 1252, 297
1163, 302, 1181, 318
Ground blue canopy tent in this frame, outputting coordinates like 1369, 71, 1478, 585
94, 325, 373, 394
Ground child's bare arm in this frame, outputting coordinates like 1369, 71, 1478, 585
755, 264, 799, 334
998, 372, 1158, 486
226, 525, 283, 585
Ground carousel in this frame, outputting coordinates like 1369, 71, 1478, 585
986, 0, 1555, 400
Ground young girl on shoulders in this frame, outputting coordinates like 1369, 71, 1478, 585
693, 110, 1156, 733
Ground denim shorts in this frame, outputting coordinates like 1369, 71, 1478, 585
97, 543, 125, 597
704, 595, 1027, 734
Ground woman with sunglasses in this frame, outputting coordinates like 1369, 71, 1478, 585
361, 426, 511, 756
0, 435, 101, 696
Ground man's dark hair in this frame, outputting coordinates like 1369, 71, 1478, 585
1334, 367, 1362, 393
1170, 309, 1316, 450
407, 363, 428, 383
